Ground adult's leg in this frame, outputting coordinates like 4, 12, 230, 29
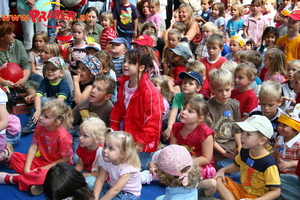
16, 7, 34, 50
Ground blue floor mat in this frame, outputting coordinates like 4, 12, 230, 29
1, 113, 166, 199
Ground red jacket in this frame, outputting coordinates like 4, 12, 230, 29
110, 73, 164, 153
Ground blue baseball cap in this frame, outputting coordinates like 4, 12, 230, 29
108, 37, 129, 49
76, 55, 101, 76
179, 71, 203, 86
170, 45, 192, 60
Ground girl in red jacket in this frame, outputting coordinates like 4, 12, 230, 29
110, 49, 164, 170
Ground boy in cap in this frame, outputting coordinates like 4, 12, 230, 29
163, 71, 202, 141
108, 37, 129, 78
73, 55, 101, 106
85, 42, 101, 55
215, 115, 281, 200
153, 145, 217, 199
276, 9, 300, 63
22, 57, 72, 133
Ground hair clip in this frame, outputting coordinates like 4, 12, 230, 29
121, 136, 126, 139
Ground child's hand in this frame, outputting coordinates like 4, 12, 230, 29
24, 95, 35, 104
278, 161, 292, 172
163, 128, 171, 141
135, 142, 144, 153
214, 168, 226, 181
32, 110, 41, 124
67, 46, 74, 53
73, 74, 80, 83
222, 151, 236, 160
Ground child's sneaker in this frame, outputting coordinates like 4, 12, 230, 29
30, 185, 44, 195
140, 170, 152, 184
21, 118, 36, 134
0, 172, 8, 184
0, 142, 14, 165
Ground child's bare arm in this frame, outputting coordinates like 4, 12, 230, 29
214, 141, 235, 159
243, 26, 248, 38
75, 157, 84, 172
30, 62, 38, 75
255, 187, 280, 200
114, 19, 118, 36
65, 46, 73, 63
194, 135, 214, 166
163, 107, 178, 140
41, 155, 71, 170
234, 133, 242, 148
133, 18, 138, 39
214, 163, 239, 181
169, 129, 177, 144
24, 144, 38, 173
94, 166, 107, 200
32, 95, 42, 123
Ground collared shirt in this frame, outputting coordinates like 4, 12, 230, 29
87, 23, 103, 43
244, 13, 268, 45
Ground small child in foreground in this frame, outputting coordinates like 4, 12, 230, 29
215, 115, 281, 200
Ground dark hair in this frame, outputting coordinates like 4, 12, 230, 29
137, 0, 149, 19
44, 162, 94, 200
258, 27, 279, 53
125, 49, 153, 70
94, 75, 116, 95
6, 92, 15, 115
0, 21, 15, 37
85, 7, 99, 18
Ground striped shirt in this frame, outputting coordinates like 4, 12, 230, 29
100, 27, 116, 50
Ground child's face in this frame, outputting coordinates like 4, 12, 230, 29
241, 131, 264, 149
234, 54, 240, 64
109, 43, 126, 57
277, 122, 298, 141
72, 26, 86, 41
149, 4, 159, 15
264, 33, 276, 47
34, 35, 45, 51
89, 80, 111, 106
122, 56, 140, 78
40, 46, 52, 62
211, 83, 233, 105
38, 110, 58, 131
180, 104, 202, 124
211, 6, 220, 18
79, 128, 99, 149
102, 137, 124, 165
234, 69, 252, 90
201, 0, 210, 11
264, 54, 272, 70
202, 29, 214, 40
144, 26, 156, 33
121, 0, 129, 5
280, 14, 289, 26
207, 43, 223, 60
100, 18, 111, 29
231, 7, 240, 17
181, 77, 201, 94
286, 63, 300, 81
259, 96, 281, 119
85, 48, 98, 56
152, 81, 162, 93
87, 11, 98, 26
287, 18, 300, 33
296, 0, 300, 9
229, 40, 241, 54
45, 63, 64, 83
263, 3, 274, 13
245, 43, 253, 51
251, 3, 262, 15
243, 5, 251, 15
173, 13, 179, 22
171, 53, 182, 63
167, 34, 180, 49
58, 20, 70, 33
76, 62, 94, 84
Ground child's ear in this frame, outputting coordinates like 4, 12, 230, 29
139, 64, 145, 72
277, 98, 283, 107
197, 85, 202, 92
104, 94, 112, 101
60, 70, 65, 77
259, 137, 268, 146
103, 67, 109, 74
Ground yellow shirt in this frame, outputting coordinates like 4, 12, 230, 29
276, 34, 300, 64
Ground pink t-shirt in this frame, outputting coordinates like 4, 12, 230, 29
243, 13, 268, 45
264, 71, 286, 84
124, 80, 137, 110
102, 161, 141, 196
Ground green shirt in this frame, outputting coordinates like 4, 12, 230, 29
87, 23, 103, 43
0, 39, 30, 71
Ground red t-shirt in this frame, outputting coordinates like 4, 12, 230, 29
231, 88, 258, 117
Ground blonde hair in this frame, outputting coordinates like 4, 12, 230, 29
231, 2, 244, 16
150, 74, 172, 102
264, 0, 277, 9
157, 164, 201, 188
172, 21, 187, 33
185, 97, 213, 128
209, 68, 233, 86
265, 49, 286, 76
294, 70, 300, 84
221, 61, 238, 75
41, 99, 73, 130
207, 34, 224, 48
168, 29, 182, 40
259, 80, 282, 101
79, 117, 109, 143
235, 62, 257, 80
105, 131, 141, 168
149, 0, 160, 8
288, 60, 300, 70
202, 22, 218, 33
100, 12, 113, 25
178, 4, 195, 31
186, 60, 206, 77
44, 42, 61, 57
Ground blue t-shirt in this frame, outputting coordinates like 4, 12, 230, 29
226, 18, 244, 38
201, 10, 211, 22
113, 4, 140, 33
36, 78, 72, 106
160, 186, 198, 200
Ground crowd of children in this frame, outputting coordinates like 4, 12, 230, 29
2, 0, 300, 199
